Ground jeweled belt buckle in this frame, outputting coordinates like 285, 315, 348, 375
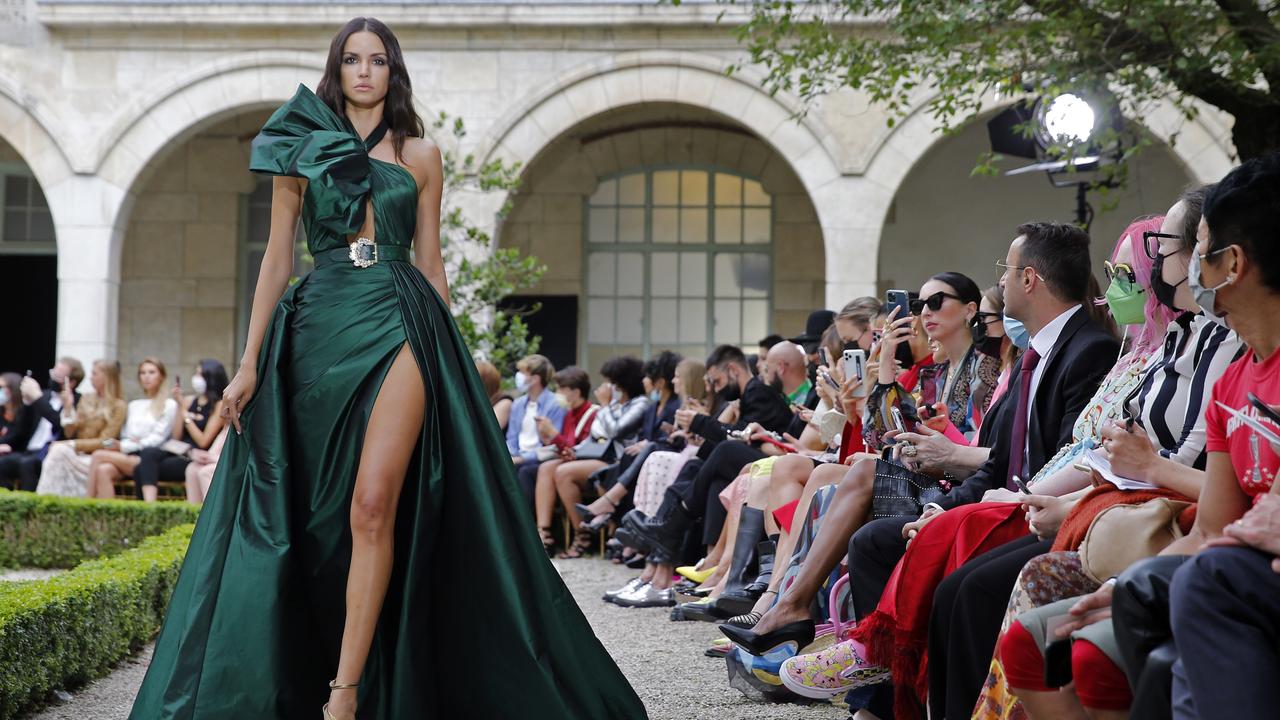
349, 237, 378, 268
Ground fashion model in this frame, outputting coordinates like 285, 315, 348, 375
129, 17, 646, 720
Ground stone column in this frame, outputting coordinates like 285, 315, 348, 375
46, 175, 128, 362
811, 174, 892, 307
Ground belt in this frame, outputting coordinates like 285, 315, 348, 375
313, 240, 412, 268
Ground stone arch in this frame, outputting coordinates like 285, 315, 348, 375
0, 74, 77, 215
478, 50, 847, 214
853, 95, 1236, 296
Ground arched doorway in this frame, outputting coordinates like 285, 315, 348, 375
0, 137, 57, 379
498, 102, 826, 371
878, 116, 1196, 296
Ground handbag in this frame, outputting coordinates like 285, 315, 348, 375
1077, 497, 1191, 584
574, 437, 615, 462
533, 405, 599, 463
869, 455, 947, 519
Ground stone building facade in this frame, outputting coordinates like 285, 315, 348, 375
0, 0, 1237, 384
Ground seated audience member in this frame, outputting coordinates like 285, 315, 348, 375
790, 309, 837, 381
529, 366, 598, 547
132, 359, 229, 502
1005, 154, 1280, 720
0, 358, 84, 491
85, 357, 179, 499
576, 352, 683, 530
475, 359, 514, 432
0, 372, 39, 487
619, 343, 800, 566
729, 225, 1119, 714
184, 426, 230, 505
505, 354, 565, 465
980, 194, 1236, 720
37, 360, 127, 497
554, 356, 652, 558
757, 334, 786, 358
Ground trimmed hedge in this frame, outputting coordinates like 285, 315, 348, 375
0, 489, 198, 569
0, 523, 193, 719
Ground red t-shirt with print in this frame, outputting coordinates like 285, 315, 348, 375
1204, 347, 1280, 500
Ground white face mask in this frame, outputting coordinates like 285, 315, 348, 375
191, 375, 208, 395
515, 371, 531, 392
0, 389, 8, 405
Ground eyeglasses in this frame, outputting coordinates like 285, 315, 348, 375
1142, 231, 1183, 260
996, 259, 1047, 283
910, 291, 963, 314
1104, 260, 1137, 284
974, 311, 1002, 326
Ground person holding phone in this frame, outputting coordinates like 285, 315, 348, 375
131, 359, 229, 502
36, 360, 127, 497
83, 358, 178, 499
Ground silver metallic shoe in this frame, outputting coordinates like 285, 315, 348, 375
613, 583, 675, 609
603, 577, 645, 604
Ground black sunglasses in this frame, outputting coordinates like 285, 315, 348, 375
974, 311, 1002, 325
1142, 231, 1183, 260
910, 291, 963, 315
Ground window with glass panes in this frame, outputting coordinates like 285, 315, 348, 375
0, 168, 55, 252
236, 177, 312, 359
584, 167, 771, 370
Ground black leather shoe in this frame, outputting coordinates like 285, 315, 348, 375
625, 501, 695, 560
719, 619, 816, 656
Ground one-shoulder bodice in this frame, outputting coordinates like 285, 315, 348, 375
249, 84, 417, 255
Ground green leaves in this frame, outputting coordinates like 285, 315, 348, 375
721, 0, 1280, 160
434, 112, 547, 370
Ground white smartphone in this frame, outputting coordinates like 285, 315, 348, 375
844, 349, 868, 398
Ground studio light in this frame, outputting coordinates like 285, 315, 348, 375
985, 91, 1124, 229
1036, 93, 1096, 147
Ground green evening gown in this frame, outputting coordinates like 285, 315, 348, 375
128, 85, 647, 719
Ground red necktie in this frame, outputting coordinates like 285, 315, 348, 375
1007, 346, 1041, 489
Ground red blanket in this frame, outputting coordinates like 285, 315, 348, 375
850, 502, 1030, 720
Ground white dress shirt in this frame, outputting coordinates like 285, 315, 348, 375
1022, 304, 1082, 469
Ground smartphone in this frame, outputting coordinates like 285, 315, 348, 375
842, 349, 866, 381
1012, 474, 1032, 494
174, 374, 181, 387
886, 289, 911, 319
1248, 392, 1280, 426
819, 368, 841, 391
890, 406, 906, 433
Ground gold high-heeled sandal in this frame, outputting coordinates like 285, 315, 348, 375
322, 679, 358, 720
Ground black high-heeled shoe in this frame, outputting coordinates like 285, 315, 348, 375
576, 498, 616, 531
719, 619, 815, 656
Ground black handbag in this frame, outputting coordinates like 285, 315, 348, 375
869, 454, 946, 519
574, 437, 615, 463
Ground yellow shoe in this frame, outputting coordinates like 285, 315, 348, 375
676, 564, 717, 584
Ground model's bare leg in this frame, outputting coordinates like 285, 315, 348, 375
327, 345, 425, 720
750, 458, 875, 635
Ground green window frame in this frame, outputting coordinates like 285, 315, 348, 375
582, 165, 773, 370
235, 177, 311, 360
0, 164, 55, 254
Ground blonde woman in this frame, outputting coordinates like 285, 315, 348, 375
86, 357, 178, 499
37, 360, 128, 497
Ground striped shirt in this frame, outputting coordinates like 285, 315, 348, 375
1128, 313, 1245, 470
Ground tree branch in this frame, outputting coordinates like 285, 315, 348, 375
1213, 0, 1280, 92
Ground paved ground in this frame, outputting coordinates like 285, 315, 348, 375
27, 558, 850, 719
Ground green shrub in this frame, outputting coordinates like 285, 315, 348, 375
0, 489, 198, 569
0, 524, 193, 719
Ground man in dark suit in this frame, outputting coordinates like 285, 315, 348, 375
844, 222, 1119, 719
620, 344, 795, 560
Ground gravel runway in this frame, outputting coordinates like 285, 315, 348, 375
28, 557, 850, 719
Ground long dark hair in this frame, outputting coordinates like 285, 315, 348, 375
198, 359, 230, 405
316, 17, 424, 163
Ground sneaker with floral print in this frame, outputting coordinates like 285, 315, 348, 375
779, 638, 890, 700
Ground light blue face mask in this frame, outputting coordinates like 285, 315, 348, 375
1188, 247, 1232, 328
1003, 315, 1031, 349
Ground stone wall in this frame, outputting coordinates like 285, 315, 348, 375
116, 112, 268, 394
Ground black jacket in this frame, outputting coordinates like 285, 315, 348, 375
937, 308, 1120, 509
689, 377, 794, 443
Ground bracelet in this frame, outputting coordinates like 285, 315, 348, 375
761, 589, 778, 596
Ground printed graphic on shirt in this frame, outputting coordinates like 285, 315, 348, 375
1218, 402, 1280, 495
